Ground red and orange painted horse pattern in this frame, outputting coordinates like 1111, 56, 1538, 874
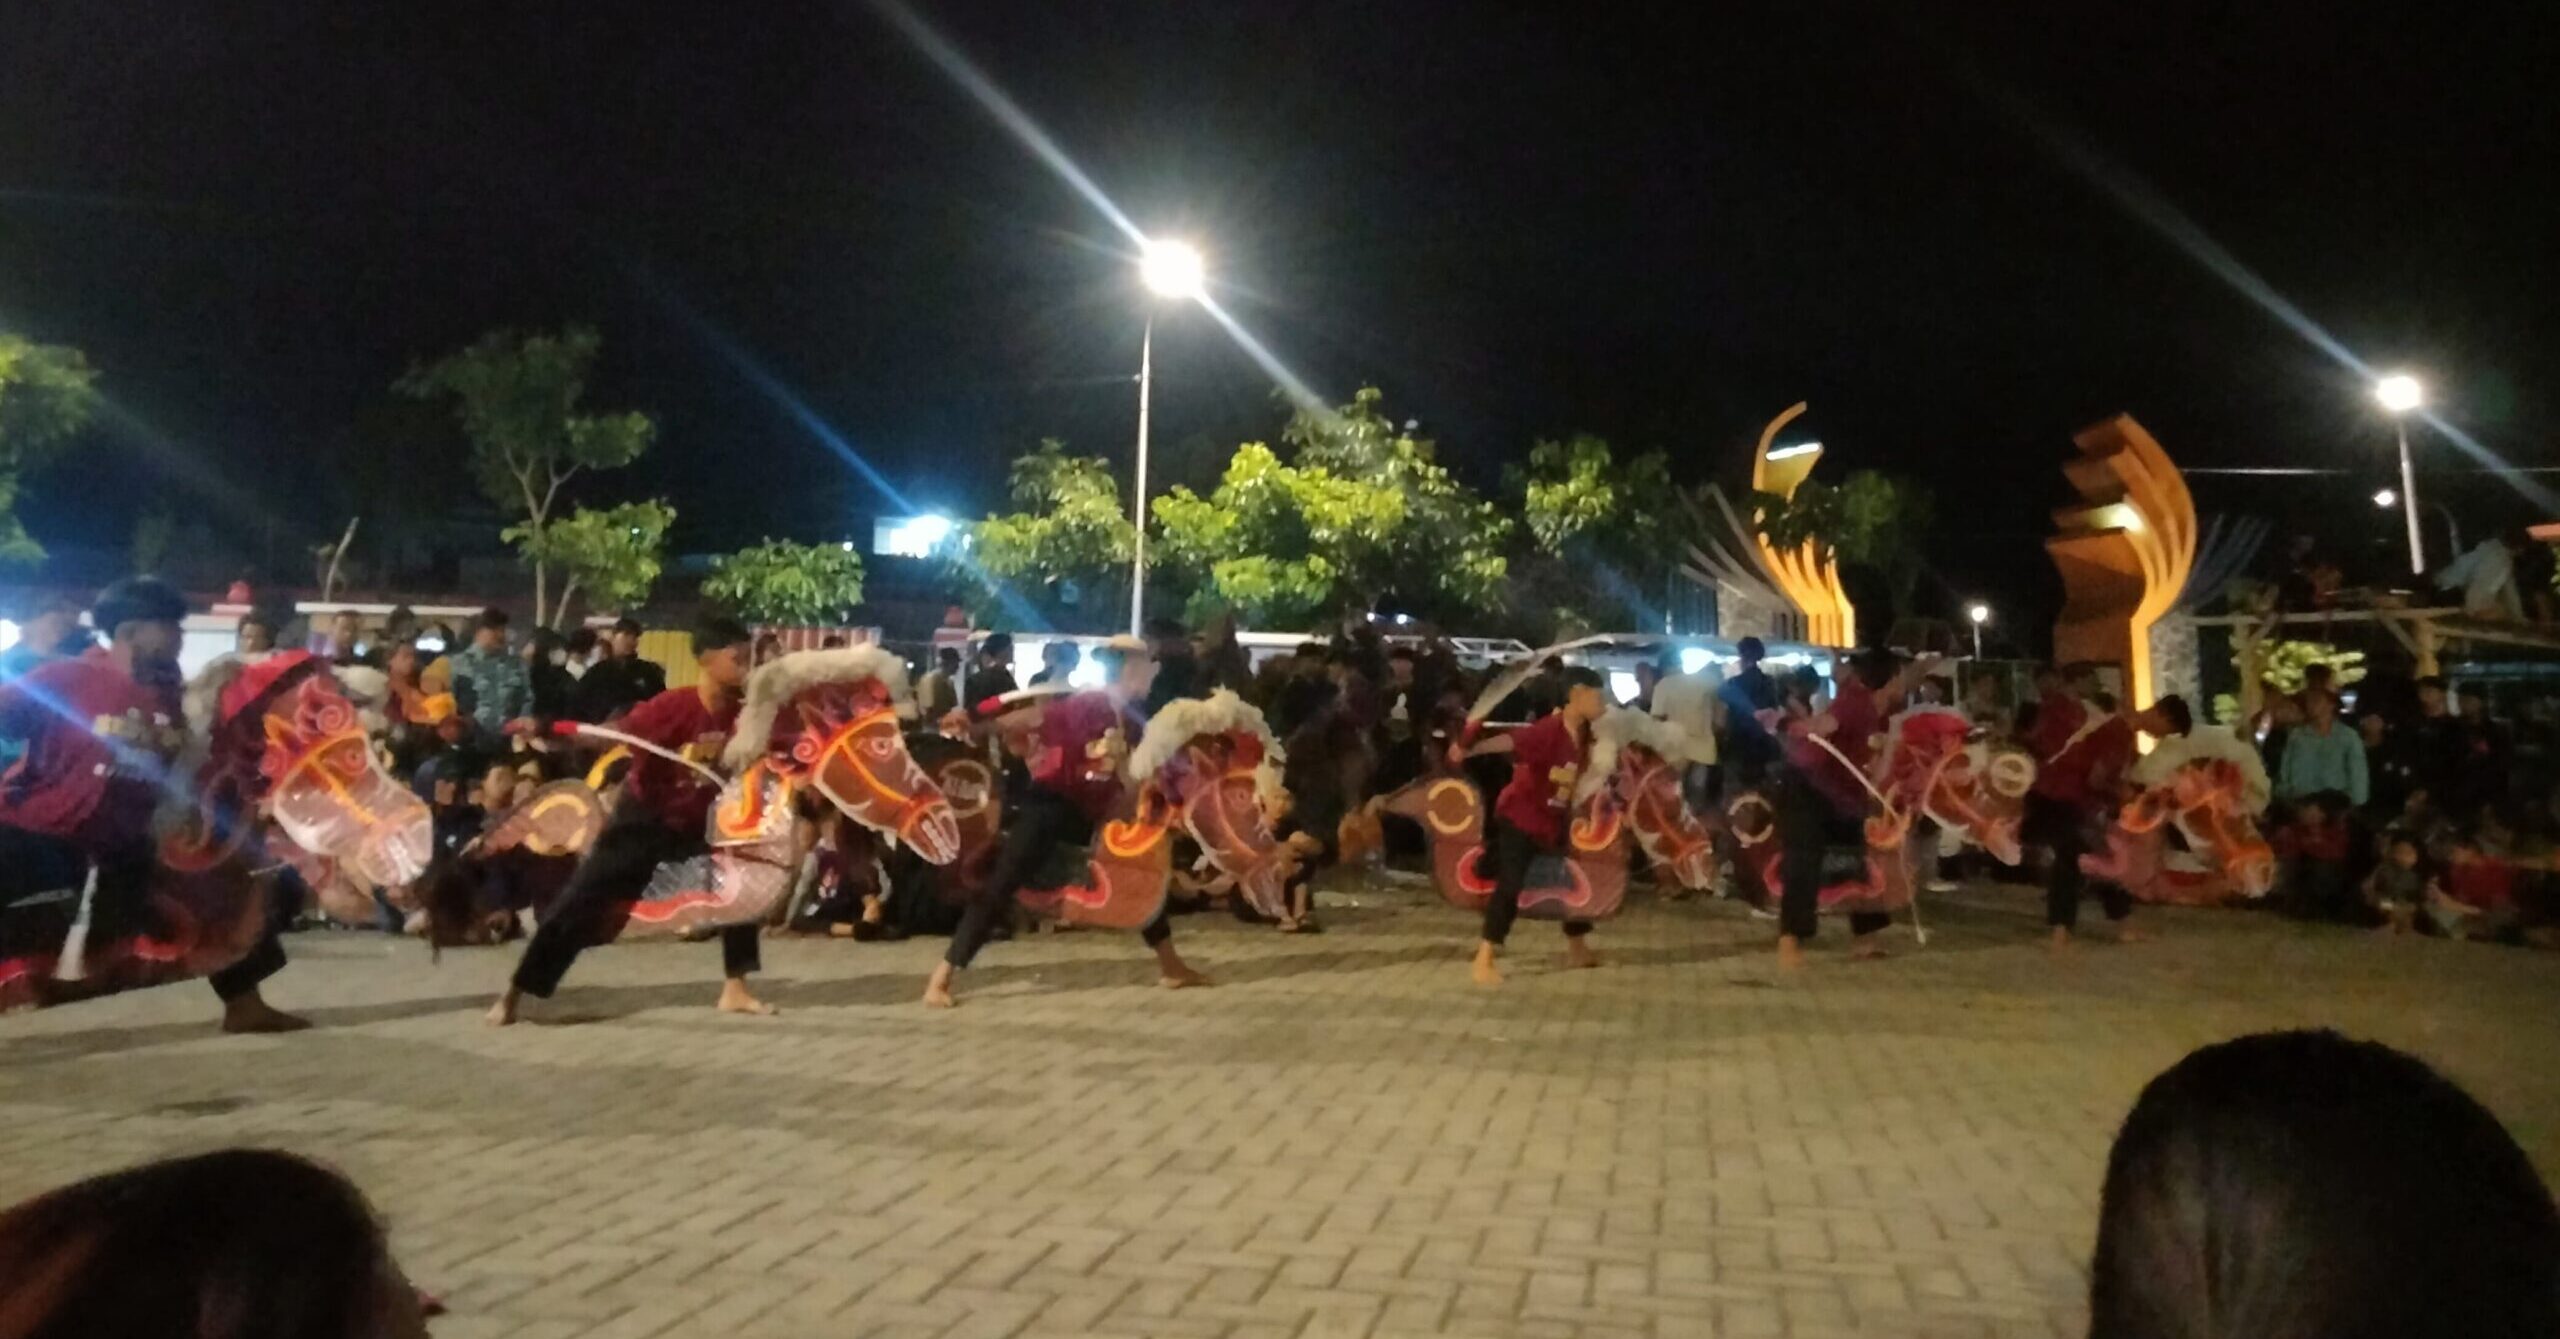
2080, 757, 2275, 905
575, 648, 963, 942
1384, 773, 1630, 921
1382, 709, 1721, 920
908, 691, 1299, 931
4, 652, 418, 1009
1726, 717, 2002, 918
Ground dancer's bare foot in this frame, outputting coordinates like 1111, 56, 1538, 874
1849, 934, 1889, 961
1155, 941, 1212, 989
1564, 936, 1601, 970
221, 992, 314, 1034
923, 963, 958, 1009
483, 987, 522, 1027
1472, 941, 1505, 986
2049, 925, 2074, 953
1775, 935, 1806, 970
2113, 923, 2151, 944
716, 980, 778, 1016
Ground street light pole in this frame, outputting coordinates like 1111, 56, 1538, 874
1129, 238, 1206, 635
1130, 312, 1153, 635
2394, 415, 2423, 576
2376, 373, 2426, 576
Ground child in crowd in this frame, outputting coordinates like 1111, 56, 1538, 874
2362, 832, 2435, 934
2275, 793, 2357, 922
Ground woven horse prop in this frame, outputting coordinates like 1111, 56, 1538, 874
1887, 707, 2037, 866
908, 689, 1294, 929
1726, 722, 1976, 931
1380, 709, 1717, 922
189, 653, 435, 928
2079, 757, 2275, 905
429, 648, 963, 947
1, 653, 431, 1009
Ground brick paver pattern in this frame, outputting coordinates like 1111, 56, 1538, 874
6, 879, 2557, 1338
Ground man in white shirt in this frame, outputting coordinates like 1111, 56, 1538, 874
1647, 649, 1721, 813
2130, 694, 2271, 815
2434, 531, 2525, 621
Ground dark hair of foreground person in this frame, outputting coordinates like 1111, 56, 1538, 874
2090, 1029, 2560, 1339
0, 1148, 431, 1339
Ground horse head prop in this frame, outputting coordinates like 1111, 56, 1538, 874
731, 647, 963, 866
2082, 756, 2275, 904
187, 652, 433, 912
1885, 708, 2034, 867
1126, 692, 1296, 918
1583, 709, 1718, 892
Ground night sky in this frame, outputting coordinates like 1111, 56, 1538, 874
3, 2, 2553, 637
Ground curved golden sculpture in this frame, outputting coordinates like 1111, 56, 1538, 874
2046, 415, 2196, 711
1749, 402, 1855, 647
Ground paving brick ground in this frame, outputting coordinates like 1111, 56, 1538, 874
5, 876, 2557, 1338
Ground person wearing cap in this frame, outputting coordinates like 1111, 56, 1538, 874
568, 616, 666, 723
0, 578, 309, 1031
929, 634, 1210, 1007
1451, 665, 1611, 984
487, 616, 769, 1026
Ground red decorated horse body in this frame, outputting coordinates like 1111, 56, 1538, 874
1724, 719, 1976, 918
1382, 772, 1630, 921
1378, 709, 1722, 919
4, 652, 421, 1009
904, 692, 1299, 931
1586, 710, 1719, 893
1888, 708, 2035, 867
2081, 757, 2275, 905
571, 648, 961, 942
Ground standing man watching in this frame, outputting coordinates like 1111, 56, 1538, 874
570, 617, 666, 724
447, 608, 533, 740
1649, 648, 1720, 813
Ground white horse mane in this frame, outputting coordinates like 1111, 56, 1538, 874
1125, 690, 1276, 782
1577, 707, 1695, 802
724, 646, 913, 770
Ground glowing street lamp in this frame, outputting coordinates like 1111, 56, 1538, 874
2375, 372, 2426, 575
1130, 238, 1207, 633
1964, 601, 1991, 659
2372, 487, 2398, 509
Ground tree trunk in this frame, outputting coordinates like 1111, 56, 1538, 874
532, 560, 549, 628
321, 517, 359, 602
553, 579, 581, 631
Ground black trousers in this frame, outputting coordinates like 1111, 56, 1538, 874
2028, 793, 2129, 929
946, 790, 1174, 969
1480, 816, 1594, 946
0, 826, 287, 1002
1776, 780, 1892, 941
511, 802, 759, 998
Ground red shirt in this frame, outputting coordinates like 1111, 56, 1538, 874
0, 652, 184, 853
1494, 713, 1587, 847
616, 687, 738, 834
1030, 691, 1144, 822
2026, 689, 2089, 763
2034, 713, 2135, 808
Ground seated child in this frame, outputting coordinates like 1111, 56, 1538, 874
2362, 832, 2436, 935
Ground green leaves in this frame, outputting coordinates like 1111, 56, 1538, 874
1154, 389, 1509, 626
704, 538, 869, 626
396, 326, 657, 621
508, 500, 675, 615
0, 335, 103, 565
949, 440, 1136, 620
